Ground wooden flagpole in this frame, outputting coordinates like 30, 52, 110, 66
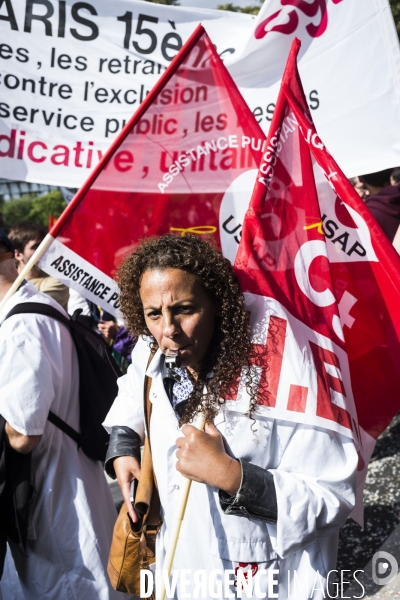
156, 411, 206, 600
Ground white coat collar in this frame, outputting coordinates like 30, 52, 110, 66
0, 281, 37, 324
144, 348, 180, 433
145, 347, 164, 379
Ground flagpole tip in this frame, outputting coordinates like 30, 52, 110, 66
292, 37, 301, 55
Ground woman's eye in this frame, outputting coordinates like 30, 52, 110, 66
178, 306, 193, 314
147, 312, 160, 319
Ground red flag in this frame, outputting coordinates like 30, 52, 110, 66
38, 25, 264, 315
233, 38, 400, 522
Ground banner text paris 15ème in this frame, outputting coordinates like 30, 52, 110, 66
1, 0, 400, 185
0, 0, 321, 186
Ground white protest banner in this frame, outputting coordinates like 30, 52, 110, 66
0, 0, 399, 188
229, 0, 400, 177
0, 1, 254, 186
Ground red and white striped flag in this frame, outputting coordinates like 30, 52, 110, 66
232, 39, 400, 522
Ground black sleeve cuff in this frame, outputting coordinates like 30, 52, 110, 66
104, 426, 141, 479
219, 459, 278, 523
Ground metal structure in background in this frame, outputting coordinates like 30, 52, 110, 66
0, 179, 76, 204
0, 179, 59, 202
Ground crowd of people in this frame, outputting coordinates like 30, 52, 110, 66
351, 167, 400, 245
0, 167, 399, 600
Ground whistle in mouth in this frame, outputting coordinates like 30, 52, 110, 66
165, 349, 182, 370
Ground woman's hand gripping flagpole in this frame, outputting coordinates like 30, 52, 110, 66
156, 411, 206, 600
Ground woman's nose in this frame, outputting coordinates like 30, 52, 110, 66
163, 316, 181, 339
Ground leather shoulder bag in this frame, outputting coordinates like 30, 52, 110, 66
107, 352, 162, 598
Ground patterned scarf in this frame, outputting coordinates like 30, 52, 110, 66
171, 367, 194, 408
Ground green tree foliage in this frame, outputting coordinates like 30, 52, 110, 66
29, 191, 67, 227
389, 0, 400, 40
144, 0, 179, 5
1, 191, 67, 231
2, 195, 35, 230
217, 2, 261, 15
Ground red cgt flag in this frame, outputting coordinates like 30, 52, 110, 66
232, 39, 400, 522
38, 25, 264, 315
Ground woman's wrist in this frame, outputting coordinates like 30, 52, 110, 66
215, 456, 242, 496
219, 460, 278, 523
113, 455, 141, 480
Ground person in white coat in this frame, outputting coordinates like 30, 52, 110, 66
103, 234, 358, 600
0, 234, 126, 600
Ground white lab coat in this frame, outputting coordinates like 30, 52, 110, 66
0, 283, 125, 600
67, 287, 91, 316
104, 337, 358, 600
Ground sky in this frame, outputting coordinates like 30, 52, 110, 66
179, 0, 259, 9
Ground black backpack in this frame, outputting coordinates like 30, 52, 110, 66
4, 302, 122, 462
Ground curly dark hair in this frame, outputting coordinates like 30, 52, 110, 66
117, 234, 262, 425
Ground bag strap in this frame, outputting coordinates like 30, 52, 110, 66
3, 302, 82, 447
134, 347, 161, 529
5, 301, 72, 328
143, 346, 157, 450
47, 411, 80, 445
144, 375, 153, 452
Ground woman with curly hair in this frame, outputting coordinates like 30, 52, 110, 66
103, 234, 357, 600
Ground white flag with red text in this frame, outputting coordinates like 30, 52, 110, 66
0, 0, 400, 185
